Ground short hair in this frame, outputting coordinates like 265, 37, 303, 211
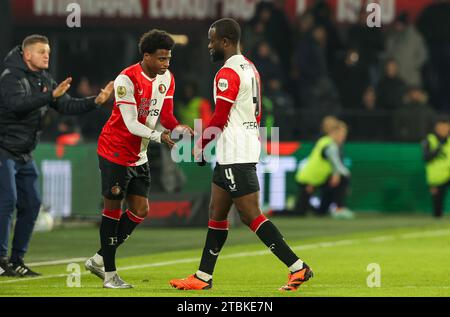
321, 115, 339, 134
329, 120, 348, 133
22, 34, 49, 50
210, 18, 241, 44
138, 29, 175, 55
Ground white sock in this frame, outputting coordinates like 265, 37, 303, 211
195, 270, 212, 282
104, 271, 117, 282
93, 253, 104, 266
289, 259, 304, 273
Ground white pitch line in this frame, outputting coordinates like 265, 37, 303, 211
1, 228, 449, 285
28, 258, 87, 267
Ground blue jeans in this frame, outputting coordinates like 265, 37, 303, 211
0, 155, 41, 261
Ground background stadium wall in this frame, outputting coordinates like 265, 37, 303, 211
33, 142, 440, 220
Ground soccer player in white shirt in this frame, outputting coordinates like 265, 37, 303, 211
170, 18, 313, 292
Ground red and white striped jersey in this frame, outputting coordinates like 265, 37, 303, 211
97, 63, 174, 166
213, 54, 262, 164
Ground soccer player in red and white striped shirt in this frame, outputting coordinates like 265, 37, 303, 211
170, 18, 313, 292
85, 30, 193, 288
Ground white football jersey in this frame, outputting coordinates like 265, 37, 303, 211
213, 54, 262, 164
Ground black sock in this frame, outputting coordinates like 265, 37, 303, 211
198, 220, 229, 277
99, 212, 120, 272
251, 215, 299, 268
98, 210, 143, 257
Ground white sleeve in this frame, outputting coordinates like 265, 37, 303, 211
114, 74, 136, 105
119, 104, 162, 142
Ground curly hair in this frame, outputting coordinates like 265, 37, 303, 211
138, 29, 175, 55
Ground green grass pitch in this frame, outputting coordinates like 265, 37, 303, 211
1, 214, 449, 297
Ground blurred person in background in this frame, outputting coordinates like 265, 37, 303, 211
295, 24, 340, 112
376, 59, 407, 110
295, 120, 354, 219
311, 0, 343, 72
176, 81, 213, 129
0, 34, 113, 277
76, 77, 112, 141
347, 8, 384, 85
393, 86, 436, 142
422, 116, 450, 218
417, 0, 450, 111
358, 86, 386, 140
332, 48, 370, 109
251, 41, 285, 93
384, 12, 428, 88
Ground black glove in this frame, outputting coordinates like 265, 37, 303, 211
197, 153, 207, 167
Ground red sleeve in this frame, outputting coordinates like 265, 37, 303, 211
215, 68, 240, 103
159, 98, 179, 130
200, 97, 233, 149
199, 99, 213, 124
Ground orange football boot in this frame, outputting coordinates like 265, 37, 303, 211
170, 274, 212, 290
279, 264, 313, 291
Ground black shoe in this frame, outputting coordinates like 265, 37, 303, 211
10, 259, 40, 277
0, 257, 19, 277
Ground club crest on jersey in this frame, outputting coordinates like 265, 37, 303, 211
111, 183, 122, 196
218, 78, 228, 92
158, 84, 167, 94
117, 86, 127, 98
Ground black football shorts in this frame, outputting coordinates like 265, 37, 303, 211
98, 155, 151, 200
213, 163, 260, 198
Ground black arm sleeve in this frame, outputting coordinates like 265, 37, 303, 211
51, 92, 97, 115
422, 139, 441, 162
0, 71, 53, 115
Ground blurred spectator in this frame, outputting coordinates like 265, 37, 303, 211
417, 1, 450, 111
321, 115, 339, 135
332, 48, 370, 109
176, 81, 213, 129
253, 1, 293, 74
393, 87, 436, 141
376, 59, 407, 110
251, 41, 285, 93
295, 24, 340, 112
357, 86, 387, 140
384, 12, 428, 87
311, 0, 343, 71
55, 117, 82, 158
422, 115, 450, 218
362, 86, 376, 112
75, 77, 111, 140
294, 120, 353, 219
347, 9, 384, 85
242, 12, 267, 56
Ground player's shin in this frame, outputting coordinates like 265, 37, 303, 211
99, 209, 121, 274
250, 214, 304, 272
197, 219, 229, 281
97, 209, 145, 257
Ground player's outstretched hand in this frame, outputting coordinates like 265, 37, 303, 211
173, 124, 194, 136
192, 142, 206, 166
161, 130, 176, 149
52, 77, 72, 99
95, 81, 114, 105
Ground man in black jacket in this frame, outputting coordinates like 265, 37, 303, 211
0, 34, 113, 277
